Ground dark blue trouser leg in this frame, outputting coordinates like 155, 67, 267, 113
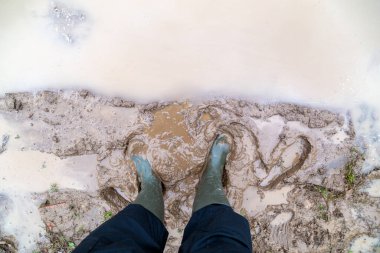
72, 204, 168, 253
73, 203, 251, 253
179, 204, 253, 253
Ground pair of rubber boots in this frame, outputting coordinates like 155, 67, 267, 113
132, 135, 230, 223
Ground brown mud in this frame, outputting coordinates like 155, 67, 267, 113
0, 90, 379, 252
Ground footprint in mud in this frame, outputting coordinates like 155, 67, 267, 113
203, 119, 312, 191
269, 211, 294, 248
193, 112, 313, 212
99, 103, 313, 222
258, 136, 312, 189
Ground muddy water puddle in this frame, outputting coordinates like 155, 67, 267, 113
242, 185, 293, 217
147, 103, 194, 145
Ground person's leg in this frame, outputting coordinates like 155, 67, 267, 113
132, 156, 165, 223
180, 135, 253, 253
180, 204, 252, 253
73, 156, 167, 253
192, 135, 230, 212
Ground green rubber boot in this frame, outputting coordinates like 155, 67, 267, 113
132, 156, 165, 223
192, 135, 231, 213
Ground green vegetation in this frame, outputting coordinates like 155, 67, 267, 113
345, 168, 356, 186
14, 134, 20, 139
345, 157, 357, 187
344, 147, 365, 188
50, 183, 59, 193
104, 211, 113, 220
240, 209, 248, 217
315, 186, 331, 221
37, 230, 77, 253
318, 203, 328, 221
318, 186, 329, 200
68, 241, 76, 250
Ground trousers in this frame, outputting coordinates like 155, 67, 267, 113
73, 204, 252, 253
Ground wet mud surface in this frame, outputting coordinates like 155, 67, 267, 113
0, 90, 379, 252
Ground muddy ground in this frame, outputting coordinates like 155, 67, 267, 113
0, 90, 379, 253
